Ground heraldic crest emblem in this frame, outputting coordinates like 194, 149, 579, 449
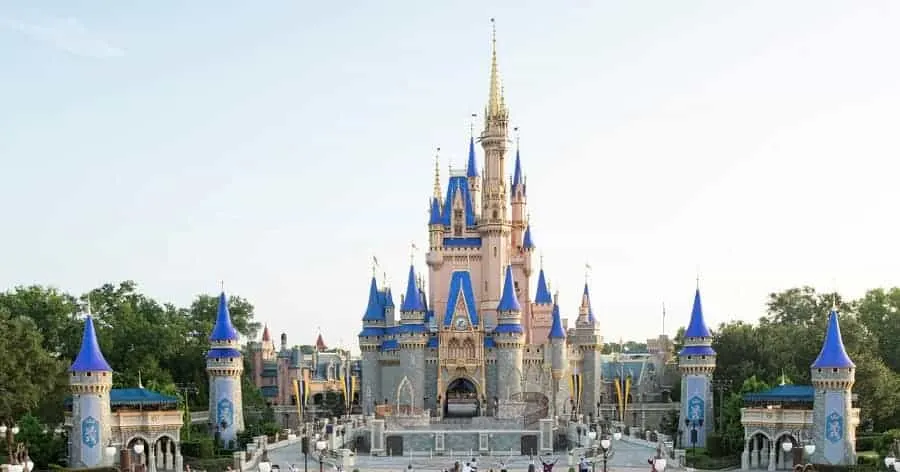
81, 416, 100, 448
826, 411, 844, 443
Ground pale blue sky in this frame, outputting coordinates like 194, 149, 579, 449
2, 1, 899, 351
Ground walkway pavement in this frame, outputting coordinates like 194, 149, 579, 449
268, 438, 661, 471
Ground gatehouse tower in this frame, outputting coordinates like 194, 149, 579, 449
678, 286, 716, 448
810, 307, 858, 465
69, 307, 114, 468
207, 290, 245, 445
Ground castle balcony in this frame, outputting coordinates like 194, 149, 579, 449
740, 407, 814, 429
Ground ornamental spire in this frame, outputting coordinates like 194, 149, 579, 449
486, 18, 507, 120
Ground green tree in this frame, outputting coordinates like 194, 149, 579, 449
15, 414, 66, 468
855, 288, 900, 373
0, 309, 67, 425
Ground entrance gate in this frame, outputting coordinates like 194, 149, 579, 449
521, 435, 538, 456
386, 435, 403, 456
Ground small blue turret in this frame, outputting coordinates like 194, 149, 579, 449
534, 268, 552, 305
69, 307, 114, 468
400, 265, 426, 313
497, 265, 522, 314
523, 224, 535, 251
466, 136, 479, 178
512, 149, 524, 191
548, 301, 566, 340
577, 283, 596, 326
683, 288, 712, 339
677, 285, 716, 449
811, 309, 854, 369
206, 288, 245, 445
548, 294, 567, 416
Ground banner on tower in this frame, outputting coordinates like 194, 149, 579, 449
823, 391, 845, 464
79, 398, 103, 467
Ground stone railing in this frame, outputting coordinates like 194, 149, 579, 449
235, 435, 302, 472
740, 408, 814, 427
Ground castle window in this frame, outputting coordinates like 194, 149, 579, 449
493, 247, 498, 257
492, 210, 498, 219
485, 281, 488, 291
453, 209, 463, 236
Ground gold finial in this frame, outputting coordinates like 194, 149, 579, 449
539, 251, 544, 269
138, 371, 143, 389
372, 256, 379, 278
219, 280, 225, 293
383, 271, 388, 288
695, 268, 700, 290
410, 241, 417, 265
514, 126, 520, 148
433, 147, 441, 199
470, 114, 476, 139
487, 18, 503, 118
585, 262, 592, 284
84, 298, 92, 316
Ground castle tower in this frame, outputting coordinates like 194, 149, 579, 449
478, 19, 512, 327
494, 265, 525, 400
207, 290, 245, 445
677, 287, 716, 448
531, 264, 554, 343
429, 154, 444, 249
398, 263, 428, 411
510, 148, 527, 248
69, 308, 114, 468
573, 283, 602, 416
548, 293, 567, 417
466, 135, 482, 219
810, 307, 859, 465
358, 275, 386, 415
261, 324, 275, 361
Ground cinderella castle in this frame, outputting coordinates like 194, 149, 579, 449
356, 21, 679, 425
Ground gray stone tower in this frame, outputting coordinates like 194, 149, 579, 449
207, 290, 245, 446
398, 263, 428, 410
810, 307, 858, 465
68, 308, 114, 468
678, 286, 716, 448
494, 265, 525, 400
358, 275, 385, 415
572, 283, 602, 417
548, 293, 567, 417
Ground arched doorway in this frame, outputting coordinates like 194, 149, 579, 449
444, 378, 479, 417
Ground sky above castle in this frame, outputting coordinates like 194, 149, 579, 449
2, 1, 899, 351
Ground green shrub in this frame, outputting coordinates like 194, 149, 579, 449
180, 437, 216, 459
874, 429, 900, 457
856, 452, 879, 466
184, 457, 234, 472
855, 435, 878, 452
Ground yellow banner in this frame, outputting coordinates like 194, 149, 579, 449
292, 378, 303, 420
624, 375, 632, 420
614, 376, 624, 421
576, 374, 583, 413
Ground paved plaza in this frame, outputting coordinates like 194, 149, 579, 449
268, 439, 661, 471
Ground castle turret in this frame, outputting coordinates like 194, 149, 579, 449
573, 283, 602, 416
510, 148, 527, 248
358, 275, 385, 415
530, 264, 553, 342
207, 290, 245, 445
494, 265, 525, 400
810, 307, 859, 465
466, 136, 482, 218
69, 306, 114, 468
678, 286, 716, 448
398, 263, 428, 411
548, 293, 567, 417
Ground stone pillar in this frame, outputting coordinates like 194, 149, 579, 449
741, 439, 750, 470
149, 444, 158, 472
762, 438, 769, 468
174, 443, 183, 472
750, 437, 758, 469
775, 441, 783, 470
767, 443, 776, 471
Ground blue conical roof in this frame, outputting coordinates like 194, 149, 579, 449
512, 149, 523, 188
812, 309, 855, 368
684, 288, 711, 338
523, 224, 535, 250
549, 303, 566, 339
209, 291, 239, 342
497, 265, 521, 312
466, 137, 479, 178
429, 197, 442, 225
362, 276, 385, 321
534, 269, 552, 304
582, 283, 596, 324
70, 315, 113, 372
400, 265, 426, 312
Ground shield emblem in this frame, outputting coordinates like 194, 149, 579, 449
217, 398, 234, 427
826, 412, 843, 443
688, 396, 705, 421
81, 416, 99, 448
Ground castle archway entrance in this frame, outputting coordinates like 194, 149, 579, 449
444, 378, 479, 417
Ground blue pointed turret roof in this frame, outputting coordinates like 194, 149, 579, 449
441, 176, 477, 227
535, 269, 552, 304
71, 315, 113, 372
523, 224, 535, 250
582, 283, 596, 324
362, 276, 385, 322
549, 302, 566, 339
466, 137, 479, 178
512, 149, 523, 188
384, 287, 394, 307
812, 309, 855, 369
209, 291, 239, 342
429, 197, 442, 225
684, 288, 711, 338
400, 265, 426, 312
497, 265, 522, 312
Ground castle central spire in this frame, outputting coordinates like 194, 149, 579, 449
486, 18, 507, 121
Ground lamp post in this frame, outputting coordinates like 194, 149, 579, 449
684, 419, 703, 457
711, 379, 732, 433
587, 431, 621, 472
176, 383, 198, 441
105, 440, 118, 469
315, 439, 327, 472
781, 439, 815, 472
